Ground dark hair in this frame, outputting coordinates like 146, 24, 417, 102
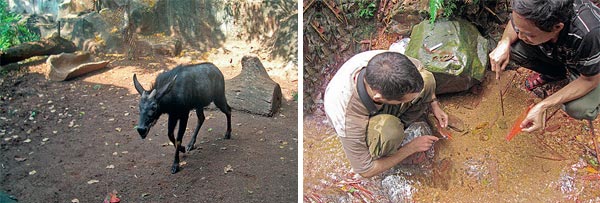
365, 52, 424, 100
512, 0, 574, 32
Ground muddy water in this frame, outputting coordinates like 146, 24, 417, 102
304, 71, 600, 202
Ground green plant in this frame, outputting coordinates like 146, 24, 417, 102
429, 0, 443, 23
0, 0, 39, 51
292, 91, 298, 102
358, 1, 377, 19
429, 0, 478, 23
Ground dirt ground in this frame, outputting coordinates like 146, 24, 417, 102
0, 40, 298, 202
304, 69, 600, 202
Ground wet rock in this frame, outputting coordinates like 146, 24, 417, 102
405, 20, 489, 94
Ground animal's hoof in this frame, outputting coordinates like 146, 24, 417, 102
171, 165, 180, 174
178, 145, 186, 153
186, 144, 195, 152
224, 132, 231, 139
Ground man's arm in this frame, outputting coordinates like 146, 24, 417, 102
522, 73, 600, 132
490, 19, 520, 79
359, 135, 438, 178
430, 97, 448, 128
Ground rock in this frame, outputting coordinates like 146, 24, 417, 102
225, 55, 282, 116
405, 20, 489, 94
45, 52, 110, 81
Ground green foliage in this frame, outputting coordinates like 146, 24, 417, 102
429, 0, 470, 23
292, 91, 298, 102
0, 0, 39, 51
358, 1, 377, 19
429, 0, 443, 23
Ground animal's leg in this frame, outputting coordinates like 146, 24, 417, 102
186, 110, 205, 152
215, 97, 232, 139
171, 113, 189, 174
167, 115, 181, 174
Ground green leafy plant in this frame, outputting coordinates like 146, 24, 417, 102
0, 0, 39, 51
429, 0, 443, 23
430, 0, 478, 23
358, 1, 377, 19
292, 91, 298, 102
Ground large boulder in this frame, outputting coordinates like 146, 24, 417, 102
405, 20, 489, 94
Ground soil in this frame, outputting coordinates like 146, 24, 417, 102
0, 40, 298, 202
304, 70, 600, 202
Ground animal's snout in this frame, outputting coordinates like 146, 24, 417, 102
137, 127, 149, 139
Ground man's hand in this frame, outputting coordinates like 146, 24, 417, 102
405, 136, 439, 153
431, 100, 448, 128
489, 39, 511, 80
521, 103, 546, 132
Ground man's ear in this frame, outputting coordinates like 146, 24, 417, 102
372, 92, 384, 103
552, 22, 564, 32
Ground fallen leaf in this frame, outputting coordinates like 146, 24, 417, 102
141, 193, 150, 198
112, 152, 118, 156
115, 128, 122, 132
52, 131, 57, 134
220, 147, 227, 150
180, 161, 187, 166
224, 164, 233, 174
29, 170, 37, 175
23, 139, 31, 143
87, 179, 100, 184
106, 165, 115, 169
71, 198, 80, 203
14, 156, 26, 162
121, 151, 128, 154
208, 128, 213, 132
42, 138, 49, 142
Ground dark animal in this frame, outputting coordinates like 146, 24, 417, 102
133, 63, 232, 174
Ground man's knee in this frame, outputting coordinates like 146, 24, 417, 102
367, 114, 405, 157
564, 102, 599, 120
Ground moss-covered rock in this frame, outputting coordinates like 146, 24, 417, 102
405, 19, 488, 94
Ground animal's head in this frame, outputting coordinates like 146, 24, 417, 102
132, 74, 177, 139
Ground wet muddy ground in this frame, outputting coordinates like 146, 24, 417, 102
304, 70, 600, 202
0, 40, 298, 202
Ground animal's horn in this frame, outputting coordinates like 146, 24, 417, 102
133, 74, 146, 95
148, 89, 157, 98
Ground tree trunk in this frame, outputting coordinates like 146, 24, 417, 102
225, 55, 282, 117
0, 33, 77, 66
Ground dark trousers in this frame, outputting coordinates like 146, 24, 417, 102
510, 41, 568, 81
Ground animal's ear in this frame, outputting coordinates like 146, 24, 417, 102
133, 74, 146, 95
155, 75, 178, 100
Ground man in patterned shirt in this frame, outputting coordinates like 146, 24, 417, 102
489, 0, 600, 131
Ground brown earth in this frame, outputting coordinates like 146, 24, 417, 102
0, 40, 298, 202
